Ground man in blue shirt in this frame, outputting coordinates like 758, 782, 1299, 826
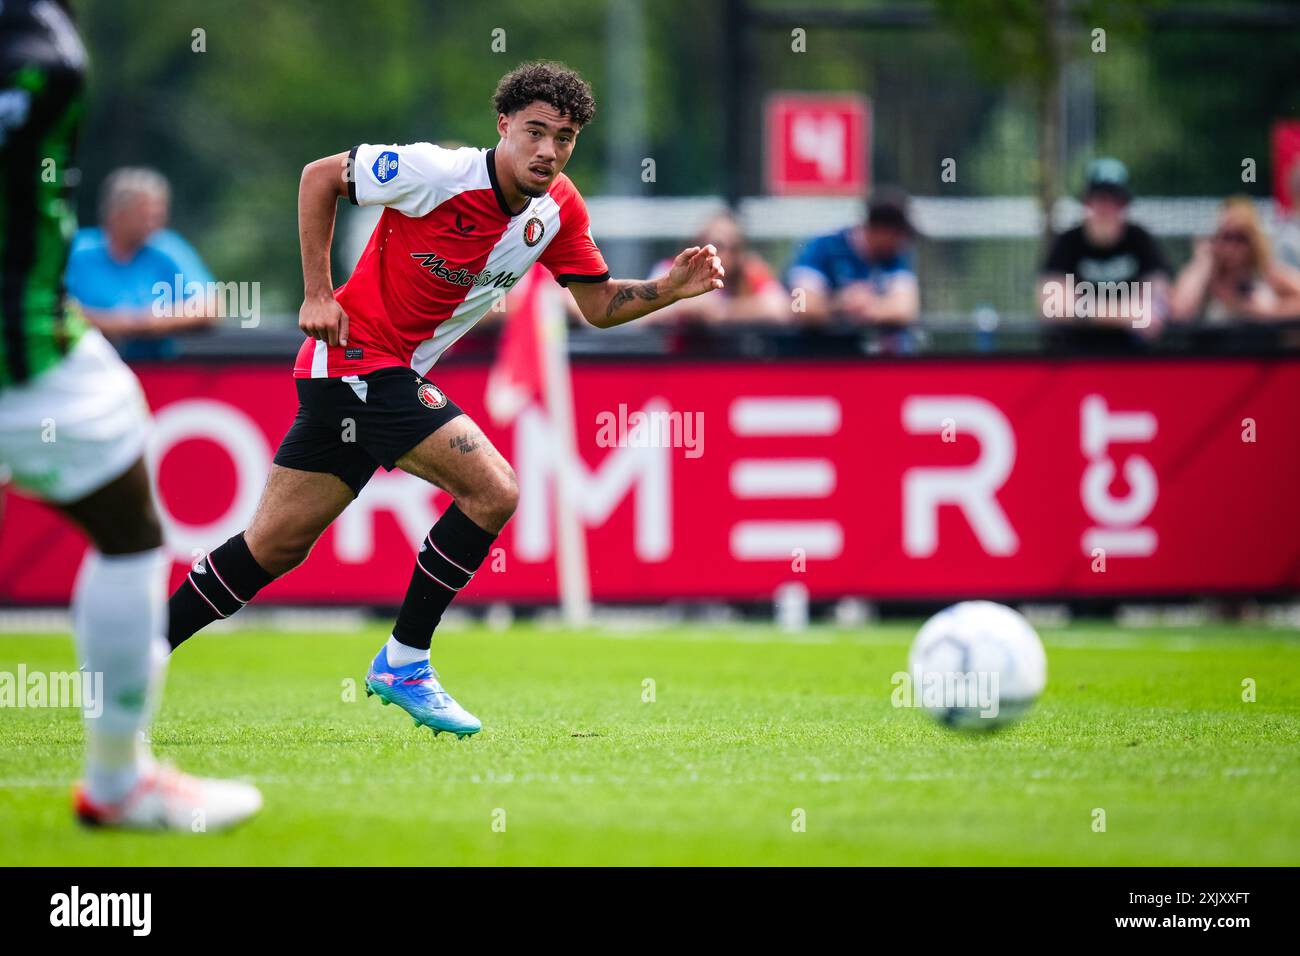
64, 167, 217, 359
788, 186, 920, 330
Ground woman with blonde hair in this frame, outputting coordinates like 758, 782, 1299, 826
642, 211, 790, 324
1170, 196, 1300, 323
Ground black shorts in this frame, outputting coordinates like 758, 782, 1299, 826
272, 367, 465, 496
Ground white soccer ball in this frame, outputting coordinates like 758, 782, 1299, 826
907, 601, 1047, 730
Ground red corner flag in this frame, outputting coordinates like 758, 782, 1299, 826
484, 264, 591, 624
486, 264, 552, 427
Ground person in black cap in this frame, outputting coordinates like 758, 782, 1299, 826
787, 185, 920, 330
1038, 158, 1171, 351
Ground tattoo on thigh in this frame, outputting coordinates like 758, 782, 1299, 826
450, 433, 481, 455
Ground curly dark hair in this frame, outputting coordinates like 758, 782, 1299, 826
493, 61, 596, 128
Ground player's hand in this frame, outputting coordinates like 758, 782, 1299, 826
299, 295, 349, 347
667, 244, 725, 300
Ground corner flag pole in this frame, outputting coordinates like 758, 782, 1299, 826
538, 274, 592, 627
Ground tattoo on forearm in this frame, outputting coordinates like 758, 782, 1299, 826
606, 281, 660, 320
450, 434, 481, 455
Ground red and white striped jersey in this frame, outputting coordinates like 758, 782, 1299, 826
293, 143, 609, 379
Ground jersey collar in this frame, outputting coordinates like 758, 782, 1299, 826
486, 147, 532, 218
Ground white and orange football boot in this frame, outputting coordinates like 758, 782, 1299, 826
74, 763, 262, 832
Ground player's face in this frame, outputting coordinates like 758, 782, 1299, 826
498, 102, 579, 197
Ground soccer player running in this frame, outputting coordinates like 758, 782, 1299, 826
165, 62, 724, 736
0, 0, 260, 828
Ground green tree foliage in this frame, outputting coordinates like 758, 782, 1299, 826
68, 0, 1300, 320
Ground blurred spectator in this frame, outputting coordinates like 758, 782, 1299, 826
644, 211, 788, 324
65, 167, 217, 359
1038, 158, 1171, 350
786, 186, 920, 329
1274, 161, 1300, 273
1169, 196, 1300, 324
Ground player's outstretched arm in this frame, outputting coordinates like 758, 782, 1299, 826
297, 151, 353, 346
570, 244, 725, 329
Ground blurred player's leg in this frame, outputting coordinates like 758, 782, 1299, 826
59, 458, 167, 805
363, 414, 517, 737
166, 464, 353, 648
0, 332, 263, 830
60, 459, 259, 830
0, 0, 257, 830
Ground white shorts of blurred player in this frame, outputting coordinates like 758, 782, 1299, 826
0, 329, 152, 504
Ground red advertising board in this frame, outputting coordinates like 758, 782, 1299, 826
1273, 119, 1300, 211
765, 93, 870, 196
2, 357, 1298, 603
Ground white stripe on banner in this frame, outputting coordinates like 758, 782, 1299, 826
730, 459, 836, 498
729, 397, 841, 436
730, 521, 843, 560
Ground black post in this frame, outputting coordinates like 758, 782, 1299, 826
722, 0, 752, 206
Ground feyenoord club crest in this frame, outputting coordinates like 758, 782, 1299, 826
523, 216, 545, 247
417, 383, 447, 409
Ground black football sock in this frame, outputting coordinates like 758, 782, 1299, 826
391, 502, 497, 651
167, 532, 275, 649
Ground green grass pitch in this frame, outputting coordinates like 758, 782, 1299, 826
1, 621, 1297, 866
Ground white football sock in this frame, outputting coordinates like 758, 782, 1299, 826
72, 547, 168, 805
386, 635, 429, 667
